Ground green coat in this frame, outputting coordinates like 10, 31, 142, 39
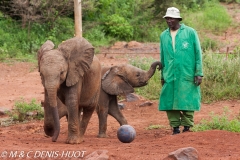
159, 24, 203, 111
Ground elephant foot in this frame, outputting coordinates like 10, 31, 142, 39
97, 133, 108, 138
66, 135, 84, 144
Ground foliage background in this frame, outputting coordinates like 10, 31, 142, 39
0, 0, 237, 57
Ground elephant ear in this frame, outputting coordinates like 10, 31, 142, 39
102, 66, 134, 95
37, 40, 55, 71
58, 37, 94, 87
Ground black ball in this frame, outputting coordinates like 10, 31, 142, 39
117, 125, 136, 143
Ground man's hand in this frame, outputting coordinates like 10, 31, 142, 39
194, 76, 202, 86
161, 79, 165, 86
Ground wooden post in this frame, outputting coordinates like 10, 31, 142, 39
74, 0, 82, 37
226, 47, 229, 59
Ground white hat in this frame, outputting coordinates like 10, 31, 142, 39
163, 7, 182, 21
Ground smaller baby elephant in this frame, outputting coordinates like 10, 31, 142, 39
97, 61, 162, 138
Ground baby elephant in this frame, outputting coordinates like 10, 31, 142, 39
97, 61, 162, 138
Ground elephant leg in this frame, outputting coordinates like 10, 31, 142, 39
79, 105, 95, 138
57, 97, 68, 119
97, 91, 110, 138
108, 96, 128, 126
96, 104, 109, 138
65, 84, 81, 144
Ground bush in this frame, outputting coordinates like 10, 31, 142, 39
104, 14, 133, 40
201, 53, 240, 103
7, 98, 44, 122
84, 25, 114, 47
201, 37, 218, 51
218, 0, 240, 3
0, 15, 75, 62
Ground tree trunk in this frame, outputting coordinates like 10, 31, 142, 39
74, 0, 82, 37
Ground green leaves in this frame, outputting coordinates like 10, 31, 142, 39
6, 98, 44, 123
104, 14, 133, 40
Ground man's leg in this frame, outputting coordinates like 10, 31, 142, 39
166, 110, 181, 134
181, 111, 194, 132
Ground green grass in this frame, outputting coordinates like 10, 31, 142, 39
0, 16, 74, 62
145, 124, 165, 130
201, 52, 240, 103
192, 107, 240, 132
6, 98, 44, 123
200, 36, 219, 51
184, 2, 232, 34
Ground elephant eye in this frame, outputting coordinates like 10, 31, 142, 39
60, 71, 66, 80
136, 73, 140, 77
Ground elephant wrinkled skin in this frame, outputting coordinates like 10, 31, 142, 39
38, 37, 101, 144
97, 61, 162, 138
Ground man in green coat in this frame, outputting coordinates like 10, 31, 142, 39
159, 7, 203, 135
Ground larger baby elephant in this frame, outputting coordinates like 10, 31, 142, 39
37, 37, 101, 144
97, 61, 161, 138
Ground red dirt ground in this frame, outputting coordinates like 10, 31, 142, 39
0, 52, 240, 160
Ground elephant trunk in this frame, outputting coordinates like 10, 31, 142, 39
51, 106, 60, 142
45, 88, 60, 142
146, 61, 162, 79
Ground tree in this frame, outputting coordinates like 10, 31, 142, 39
0, 0, 74, 28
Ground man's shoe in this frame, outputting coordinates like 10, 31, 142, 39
183, 126, 190, 132
172, 127, 180, 135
